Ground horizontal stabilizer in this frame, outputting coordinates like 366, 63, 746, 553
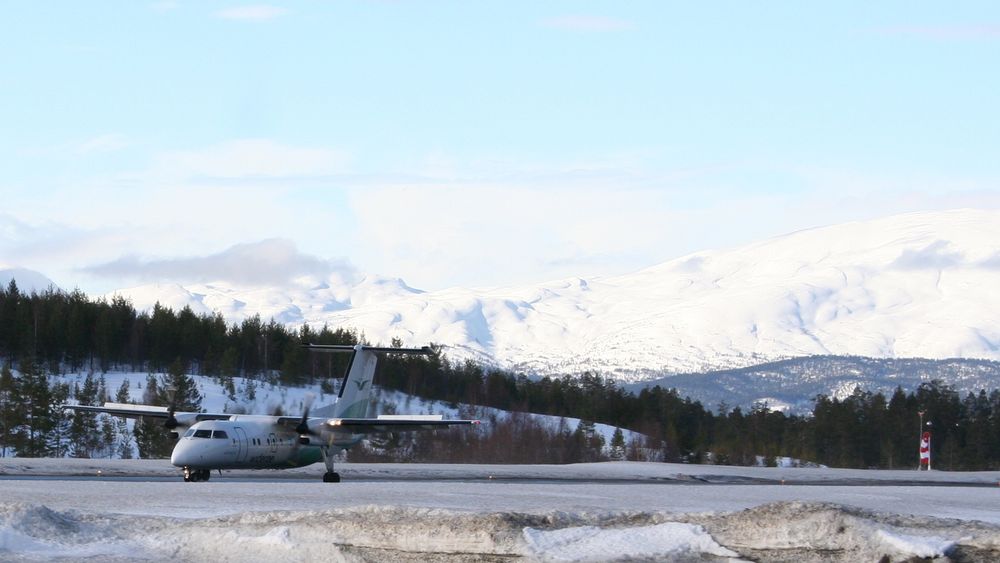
302, 344, 433, 355
376, 414, 444, 421
322, 417, 479, 434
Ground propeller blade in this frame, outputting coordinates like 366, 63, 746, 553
295, 393, 316, 435
164, 386, 179, 430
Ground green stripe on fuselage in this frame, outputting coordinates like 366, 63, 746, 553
291, 447, 323, 467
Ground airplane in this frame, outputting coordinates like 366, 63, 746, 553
65, 344, 479, 482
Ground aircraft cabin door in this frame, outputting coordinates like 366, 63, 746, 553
234, 427, 248, 463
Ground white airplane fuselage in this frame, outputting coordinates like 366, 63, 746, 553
170, 417, 360, 470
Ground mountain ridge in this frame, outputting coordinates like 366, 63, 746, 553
111, 209, 1000, 380
8, 209, 1000, 385
627, 354, 1000, 412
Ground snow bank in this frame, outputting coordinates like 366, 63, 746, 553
697, 501, 994, 562
2, 501, 997, 562
0, 503, 139, 561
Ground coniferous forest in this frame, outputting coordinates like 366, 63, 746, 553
2, 279, 1000, 469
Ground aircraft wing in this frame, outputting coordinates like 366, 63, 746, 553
316, 415, 479, 435
63, 402, 231, 424
65, 404, 479, 434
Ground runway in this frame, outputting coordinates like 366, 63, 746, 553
2, 472, 999, 487
0, 459, 998, 522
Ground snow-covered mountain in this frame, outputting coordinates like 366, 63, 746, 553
0, 267, 58, 294
629, 356, 1000, 412
101, 210, 1000, 379
102, 209, 1000, 382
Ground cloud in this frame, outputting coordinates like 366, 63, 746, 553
542, 15, 636, 32
153, 139, 350, 180
347, 182, 679, 289
216, 5, 288, 21
891, 240, 964, 270
979, 253, 1000, 269
82, 239, 356, 287
78, 134, 128, 154
874, 25, 1000, 41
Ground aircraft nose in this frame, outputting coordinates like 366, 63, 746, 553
170, 439, 199, 467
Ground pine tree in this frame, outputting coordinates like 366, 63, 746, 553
16, 357, 55, 457
46, 381, 72, 457
609, 427, 626, 461
159, 358, 202, 412
100, 415, 116, 458
69, 372, 101, 457
0, 363, 21, 457
114, 379, 134, 459
134, 374, 171, 458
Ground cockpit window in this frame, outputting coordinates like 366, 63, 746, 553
212, 430, 229, 439
184, 428, 195, 438
193, 429, 212, 438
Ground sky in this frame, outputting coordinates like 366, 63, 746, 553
1, 1, 999, 295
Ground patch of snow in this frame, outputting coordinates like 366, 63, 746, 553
522, 522, 738, 561
875, 528, 957, 559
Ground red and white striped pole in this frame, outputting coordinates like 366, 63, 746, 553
917, 410, 926, 470
919, 431, 931, 471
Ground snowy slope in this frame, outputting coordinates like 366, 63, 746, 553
50, 370, 640, 458
0, 267, 57, 294
102, 209, 1000, 381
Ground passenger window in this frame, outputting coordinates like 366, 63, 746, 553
193, 429, 212, 438
213, 431, 229, 439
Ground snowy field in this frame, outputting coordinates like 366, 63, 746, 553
2, 460, 999, 562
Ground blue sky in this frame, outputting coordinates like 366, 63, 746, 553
2, 2, 999, 294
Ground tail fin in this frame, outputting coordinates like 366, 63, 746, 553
302, 344, 434, 418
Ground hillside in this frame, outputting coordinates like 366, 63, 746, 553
628, 355, 1000, 412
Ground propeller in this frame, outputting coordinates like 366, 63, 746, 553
295, 393, 316, 442
163, 387, 179, 430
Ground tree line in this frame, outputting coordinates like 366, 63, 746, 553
2, 279, 1000, 469
0, 279, 357, 384
373, 353, 1000, 469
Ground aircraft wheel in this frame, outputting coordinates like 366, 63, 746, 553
200, 469, 211, 482
323, 472, 341, 483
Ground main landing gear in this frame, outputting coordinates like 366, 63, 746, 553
321, 447, 340, 483
183, 467, 211, 482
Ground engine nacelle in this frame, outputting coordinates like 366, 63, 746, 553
298, 435, 318, 446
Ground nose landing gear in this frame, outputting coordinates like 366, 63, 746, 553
182, 467, 212, 482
